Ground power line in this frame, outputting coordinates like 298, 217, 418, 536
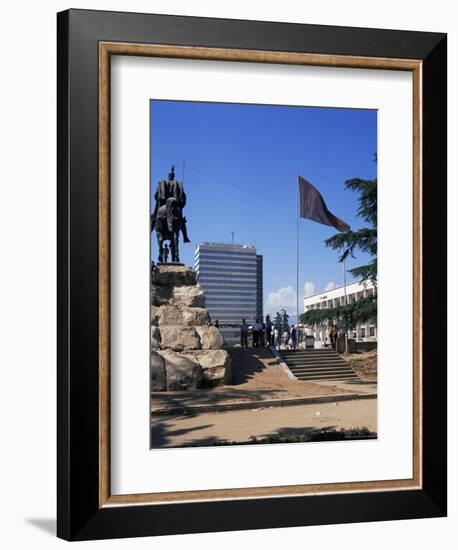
152, 151, 295, 208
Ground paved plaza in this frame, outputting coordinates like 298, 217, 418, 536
151, 398, 377, 448
151, 348, 377, 448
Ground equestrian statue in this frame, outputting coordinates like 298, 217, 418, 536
151, 165, 190, 263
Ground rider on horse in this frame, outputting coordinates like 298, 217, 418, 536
151, 165, 190, 263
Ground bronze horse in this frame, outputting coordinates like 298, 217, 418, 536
151, 165, 190, 263
151, 197, 182, 263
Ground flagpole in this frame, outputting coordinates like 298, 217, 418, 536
343, 258, 347, 305
343, 257, 349, 354
296, 172, 299, 329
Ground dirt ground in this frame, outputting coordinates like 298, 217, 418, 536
151, 398, 377, 448
345, 351, 377, 380
151, 348, 367, 412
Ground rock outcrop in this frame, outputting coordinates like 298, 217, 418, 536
150, 265, 232, 390
150, 350, 167, 391
160, 350, 202, 391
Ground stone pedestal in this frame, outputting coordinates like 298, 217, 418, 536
150, 265, 232, 391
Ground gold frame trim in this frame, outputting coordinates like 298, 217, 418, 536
98, 42, 422, 507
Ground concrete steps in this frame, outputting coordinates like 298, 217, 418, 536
280, 349, 359, 382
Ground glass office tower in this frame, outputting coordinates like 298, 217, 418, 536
195, 243, 263, 345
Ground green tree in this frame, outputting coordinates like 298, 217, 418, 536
273, 311, 291, 333
325, 177, 377, 287
281, 310, 290, 333
300, 168, 378, 341
299, 299, 376, 333
273, 312, 282, 331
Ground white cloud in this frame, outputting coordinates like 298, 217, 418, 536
266, 286, 296, 310
266, 281, 337, 316
266, 282, 317, 319
324, 281, 337, 291
304, 281, 316, 297
266, 281, 328, 319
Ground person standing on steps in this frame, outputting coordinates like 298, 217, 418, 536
252, 319, 261, 348
265, 314, 273, 346
240, 318, 249, 348
291, 324, 298, 351
282, 329, 289, 349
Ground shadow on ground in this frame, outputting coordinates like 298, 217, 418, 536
150, 347, 377, 448
151, 412, 223, 448
151, 347, 285, 411
152, 420, 377, 448
228, 348, 277, 384
151, 387, 285, 409
150, 348, 289, 447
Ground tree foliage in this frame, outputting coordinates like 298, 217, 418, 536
273, 312, 282, 331
301, 168, 377, 336
300, 296, 377, 331
273, 310, 290, 333
282, 310, 290, 333
325, 177, 377, 286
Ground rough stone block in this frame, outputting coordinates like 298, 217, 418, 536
159, 326, 201, 351
151, 284, 172, 306
150, 350, 167, 391
151, 326, 161, 350
150, 306, 160, 326
159, 351, 202, 391
182, 307, 210, 326
187, 350, 232, 387
196, 325, 224, 350
157, 305, 184, 326
151, 265, 197, 286
172, 285, 205, 308
156, 305, 210, 327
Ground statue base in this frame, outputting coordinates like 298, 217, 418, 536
150, 264, 232, 391
157, 262, 184, 266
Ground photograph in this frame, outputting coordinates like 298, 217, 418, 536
52, 6, 447, 541
149, 100, 378, 449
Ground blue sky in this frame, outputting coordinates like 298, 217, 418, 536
150, 100, 377, 318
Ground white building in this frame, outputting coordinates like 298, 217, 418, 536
303, 280, 377, 344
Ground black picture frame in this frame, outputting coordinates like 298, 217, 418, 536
57, 8, 447, 541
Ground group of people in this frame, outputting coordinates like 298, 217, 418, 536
240, 319, 260, 348
280, 325, 298, 350
240, 316, 299, 350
